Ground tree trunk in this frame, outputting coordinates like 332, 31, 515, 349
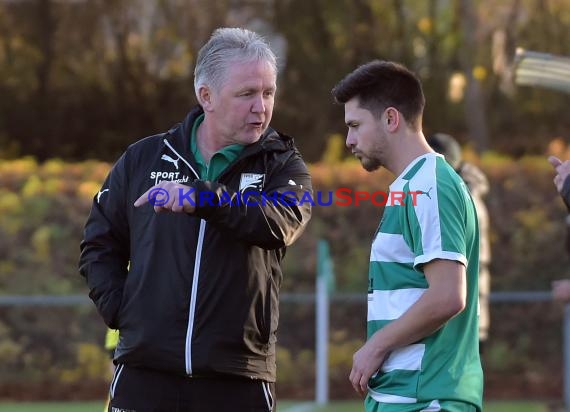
458, 0, 489, 152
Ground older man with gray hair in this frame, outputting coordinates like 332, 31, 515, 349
80, 27, 312, 411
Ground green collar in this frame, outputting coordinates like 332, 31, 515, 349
190, 113, 245, 180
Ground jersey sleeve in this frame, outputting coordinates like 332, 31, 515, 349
402, 166, 471, 270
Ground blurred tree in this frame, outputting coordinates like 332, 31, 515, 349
457, 0, 489, 151
0, 0, 568, 161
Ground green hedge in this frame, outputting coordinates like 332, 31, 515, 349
0, 155, 567, 399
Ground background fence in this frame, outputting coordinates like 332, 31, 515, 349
0, 290, 567, 406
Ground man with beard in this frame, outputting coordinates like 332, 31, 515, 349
332, 60, 483, 412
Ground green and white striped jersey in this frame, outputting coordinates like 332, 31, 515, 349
367, 153, 483, 411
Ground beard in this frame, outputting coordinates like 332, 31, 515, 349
360, 156, 382, 172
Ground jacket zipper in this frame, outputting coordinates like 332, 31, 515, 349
163, 138, 203, 375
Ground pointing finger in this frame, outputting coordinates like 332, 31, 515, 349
134, 188, 152, 207
548, 156, 562, 169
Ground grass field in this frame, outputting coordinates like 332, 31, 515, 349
0, 400, 551, 412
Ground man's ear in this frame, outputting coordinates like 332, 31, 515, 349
384, 107, 400, 132
197, 86, 214, 111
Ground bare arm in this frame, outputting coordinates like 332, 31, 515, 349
349, 259, 466, 395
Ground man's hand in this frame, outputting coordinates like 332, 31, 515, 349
349, 337, 389, 396
552, 279, 570, 303
134, 181, 196, 214
348, 259, 466, 397
548, 156, 570, 193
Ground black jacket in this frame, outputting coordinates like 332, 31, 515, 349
79, 106, 312, 381
562, 175, 570, 212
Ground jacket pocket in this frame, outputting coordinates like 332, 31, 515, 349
91, 286, 123, 329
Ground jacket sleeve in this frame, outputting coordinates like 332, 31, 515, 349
79, 153, 130, 328
561, 175, 570, 212
191, 152, 312, 249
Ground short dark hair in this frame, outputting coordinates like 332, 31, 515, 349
331, 60, 425, 130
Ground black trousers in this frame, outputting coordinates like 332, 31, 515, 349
109, 364, 276, 412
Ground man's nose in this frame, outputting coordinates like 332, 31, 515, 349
251, 95, 265, 113
346, 131, 355, 148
